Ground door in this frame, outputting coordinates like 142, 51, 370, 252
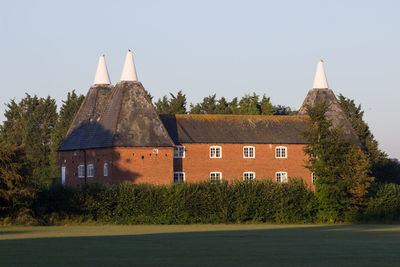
61, 166, 66, 185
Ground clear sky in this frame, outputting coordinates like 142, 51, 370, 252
1, 0, 399, 159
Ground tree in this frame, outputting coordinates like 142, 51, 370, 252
303, 101, 374, 222
0, 142, 34, 217
215, 97, 232, 114
155, 91, 187, 115
338, 94, 386, 165
50, 91, 84, 175
273, 105, 295, 115
238, 93, 260, 115
260, 95, 274, 115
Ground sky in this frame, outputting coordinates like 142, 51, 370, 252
0, 0, 399, 159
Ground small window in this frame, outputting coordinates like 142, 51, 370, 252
243, 146, 255, 158
275, 146, 287, 158
210, 172, 222, 183
87, 164, 94, 178
276, 172, 288, 183
210, 146, 222, 158
174, 146, 185, 158
243, 172, 255, 181
78, 165, 85, 178
312, 172, 317, 184
173, 172, 185, 183
104, 163, 108, 177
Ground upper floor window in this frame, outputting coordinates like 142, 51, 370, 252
276, 172, 288, 183
312, 172, 317, 184
275, 146, 287, 158
210, 146, 222, 158
104, 163, 108, 177
243, 171, 255, 181
210, 172, 222, 183
87, 164, 94, 178
174, 146, 185, 158
173, 172, 185, 183
243, 146, 255, 158
78, 165, 85, 178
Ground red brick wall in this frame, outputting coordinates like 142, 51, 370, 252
174, 143, 313, 186
59, 147, 174, 187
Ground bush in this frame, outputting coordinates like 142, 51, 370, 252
31, 179, 317, 224
363, 183, 400, 222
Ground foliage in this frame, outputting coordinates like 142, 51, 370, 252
0, 143, 35, 218
50, 91, 84, 176
155, 91, 187, 114
363, 183, 400, 222
303, 101, 374, 222
31, 180, 317, 225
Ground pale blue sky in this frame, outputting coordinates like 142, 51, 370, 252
1, 0, 399, 159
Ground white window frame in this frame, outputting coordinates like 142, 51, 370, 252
87, 164, 94, 178
210, 172, 222, 182
173, 172, 185, 183
78, 165, 85, 178
174, 146, 185, 158
104, 163, 108, 177
275, 146, 287, 158
243, 171, 255, 181
243, 146, 255, 158
312, 172, 317, 184
276, 172, 288, 183
210, 146, 222, 158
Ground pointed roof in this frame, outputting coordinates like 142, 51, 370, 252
120, 50, 138, 82
312, 60, 329, 89
88, 81, 174, 148
93, 55, 111, 85
59, 84, 114, 151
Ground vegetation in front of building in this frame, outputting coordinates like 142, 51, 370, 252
0, 90, 399, 225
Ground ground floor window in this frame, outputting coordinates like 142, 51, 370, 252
210, 172, 222, 183
174, 172, 185, 183
78, 165, 85, 178
87, 164, 94, 178
276, 172, 288, 183
104, 163, 108, 176
243, 172, 255, 181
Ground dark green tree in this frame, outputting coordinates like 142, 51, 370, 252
154, 96, 170, 115
155, 91, 187, 115
260, 95, 274, 115
0, 100, 24, 146
50, 91, 84, 175
215, 97, 232, 114
0, 142, 34, 217
273, 105, 296, 115
238, 93, 260, 115
303, 101, 374, 222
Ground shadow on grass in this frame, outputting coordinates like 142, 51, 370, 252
1, 225, 400, 266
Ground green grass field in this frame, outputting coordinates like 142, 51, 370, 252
1, 224, 400, 266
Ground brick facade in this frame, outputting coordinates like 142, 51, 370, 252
60, 144, 312, 187
59, 147, 174, 187
174, 143, 313, 185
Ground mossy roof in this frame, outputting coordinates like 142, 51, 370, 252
160, 114, 309, 144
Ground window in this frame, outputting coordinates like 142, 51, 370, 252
275, 146, 287, 158
173, 172, 185, 183
104, 163, 108, 177
210, 172, 222, 183
243, 146, 255, 158
174, 146, 185, 158
276, 172, 288, 183
210, 146, 222, 158
312, 172, 317, 184
78, 165, 85, 178
87, 164, 94, 178
243, 172, 255, 181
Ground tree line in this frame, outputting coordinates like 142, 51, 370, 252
0, 88, 399, 224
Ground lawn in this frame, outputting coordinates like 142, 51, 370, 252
1, 224, 400, 266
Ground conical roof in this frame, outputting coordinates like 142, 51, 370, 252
93, 55, 111, 85
120, 50, 138, 82
312, 60, 329, 89
88, 81, 174, 148
59, 84, 114, 150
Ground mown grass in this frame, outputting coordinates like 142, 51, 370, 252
1, 224, 400, 266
